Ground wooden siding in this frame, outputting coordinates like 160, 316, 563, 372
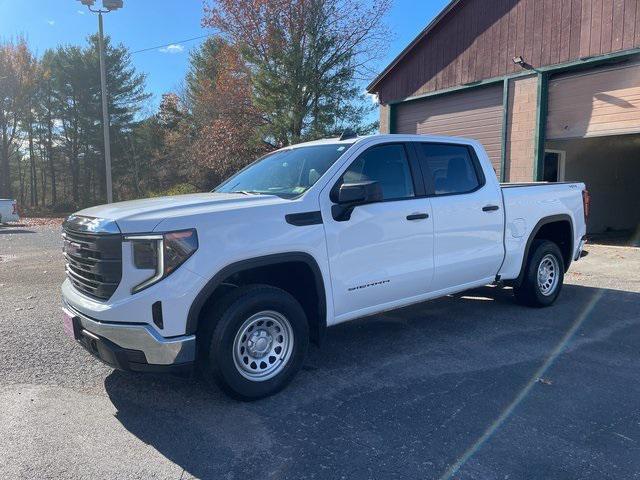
394, 84, 504, 175
374, 0, 640, 104
547, 60, 640, 138
505, 76, 539, 181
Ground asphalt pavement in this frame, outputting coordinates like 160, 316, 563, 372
1, 223, 639, 479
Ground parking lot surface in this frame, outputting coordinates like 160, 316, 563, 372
1, 223, 639, 479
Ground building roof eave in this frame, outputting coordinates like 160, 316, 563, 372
366, 0, 462, 94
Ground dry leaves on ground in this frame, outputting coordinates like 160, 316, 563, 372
10, 217, 64, 227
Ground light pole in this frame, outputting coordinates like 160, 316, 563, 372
77, 0, 123, 204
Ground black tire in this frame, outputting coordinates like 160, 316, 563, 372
514, 239, 565, 307
200, 284, 309, 400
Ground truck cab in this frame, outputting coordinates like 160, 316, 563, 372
61, 134, 588, 399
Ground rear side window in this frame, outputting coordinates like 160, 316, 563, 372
340, 144, 415, 200
419, 143, 481, 195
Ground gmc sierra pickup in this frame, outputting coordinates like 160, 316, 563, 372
61, 133, 588, 399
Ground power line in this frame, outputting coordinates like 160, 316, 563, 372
131, 34, 214, 54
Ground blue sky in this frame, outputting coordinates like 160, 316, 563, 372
0, 0, 449, 115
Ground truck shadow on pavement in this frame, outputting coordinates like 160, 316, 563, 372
104, 284, 640, 480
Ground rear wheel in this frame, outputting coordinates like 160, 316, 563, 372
201, 285, 309, 400
514, 240, 564, 307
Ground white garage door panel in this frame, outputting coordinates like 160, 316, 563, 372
547, 62, 640, 139
394, 84, 503, 177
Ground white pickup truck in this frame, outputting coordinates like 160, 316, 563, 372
61, 134, 588, 399
0, 198, 19, 224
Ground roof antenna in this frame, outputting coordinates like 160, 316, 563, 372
339, 128, 358, 141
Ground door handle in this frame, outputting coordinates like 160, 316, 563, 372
482, 205, 500, 212
406, 213, 429, 220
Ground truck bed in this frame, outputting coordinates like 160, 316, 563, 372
500, 181, 579, 188
497, 181, 587, 281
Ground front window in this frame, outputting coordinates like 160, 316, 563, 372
215, 143, 352, 198
339, 144, 415, 200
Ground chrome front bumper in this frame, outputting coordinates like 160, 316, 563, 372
63, 302, 195, 367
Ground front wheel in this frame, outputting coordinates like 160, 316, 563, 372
514, 240, 565, 307
201, 285, 309, 400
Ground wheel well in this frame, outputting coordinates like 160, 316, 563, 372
532, 220, 573, 269
511, 216, 574, 287
193, 259, 326, 346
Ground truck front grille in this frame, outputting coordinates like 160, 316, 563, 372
62, 216, 122, 301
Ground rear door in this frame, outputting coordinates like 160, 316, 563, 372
415, 142, 504, 292
320, 142, 435, 322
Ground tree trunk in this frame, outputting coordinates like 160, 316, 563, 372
16, 154, 24, 206
41, 156, 47, 207
70, 134, 79, 206
28, 119, 38, 207
0, 130, 10, 198
70, 152, 79, 206
47, 112, 56, 206
82, 144, 91, 207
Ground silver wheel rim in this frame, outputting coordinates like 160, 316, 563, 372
232, 310, 294, 382
537, 253, 560, 296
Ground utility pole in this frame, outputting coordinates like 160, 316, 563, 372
97, 12, 113, 203
77, 0, 123, 203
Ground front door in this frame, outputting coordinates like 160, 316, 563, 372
320, 143, 434, 323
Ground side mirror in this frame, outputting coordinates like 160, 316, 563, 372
331, 181, 383, 221
335, 181, 383, 205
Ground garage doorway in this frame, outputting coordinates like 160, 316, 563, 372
542, 150, 566, 182
545, 135, 640, 242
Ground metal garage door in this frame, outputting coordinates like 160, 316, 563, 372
547, 61, 640, 139
394, 84, 504, 177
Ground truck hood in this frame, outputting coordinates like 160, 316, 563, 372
75, 192, 289, 233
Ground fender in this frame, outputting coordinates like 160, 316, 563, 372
514, 214, 573, 286
185, 252, 327, 343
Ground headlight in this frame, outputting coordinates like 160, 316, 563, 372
126, 229, 198, 293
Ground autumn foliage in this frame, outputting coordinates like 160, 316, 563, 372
190, 43, 269, 182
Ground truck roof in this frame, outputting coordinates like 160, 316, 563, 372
288, 133, 478, 150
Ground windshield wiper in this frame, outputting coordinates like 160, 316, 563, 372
232, 190, 269, 196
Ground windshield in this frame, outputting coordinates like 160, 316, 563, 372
215, 143, 352, 198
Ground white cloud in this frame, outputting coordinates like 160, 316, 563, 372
77, 10, 85, 15
158, 44, 184, 54
46, 19, 55, 26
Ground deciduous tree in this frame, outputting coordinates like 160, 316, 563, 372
189, 40, 268, 183
203, 0, 389, 145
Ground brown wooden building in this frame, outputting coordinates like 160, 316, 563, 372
367, 0, 640, 235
